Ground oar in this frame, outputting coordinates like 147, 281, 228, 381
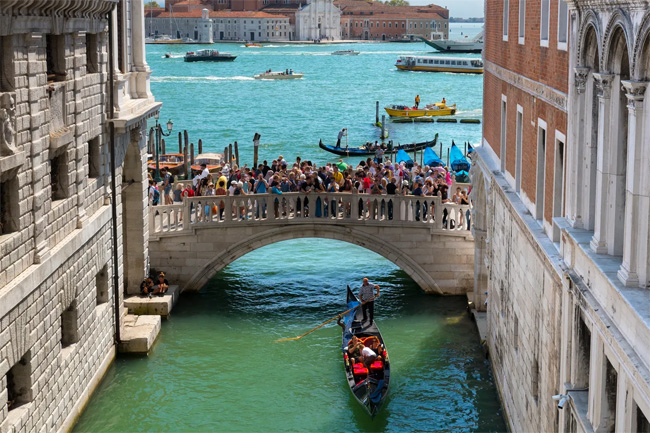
275, 301, 367, 343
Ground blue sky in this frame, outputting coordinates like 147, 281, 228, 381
156, 0, 485, 19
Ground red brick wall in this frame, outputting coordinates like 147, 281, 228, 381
484, 0, 568, 224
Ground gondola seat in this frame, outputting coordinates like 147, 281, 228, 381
370, 361, 384, 371
353, 363, 368, 376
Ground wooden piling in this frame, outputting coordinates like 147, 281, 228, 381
178, 132, 182, 153
184, 130, 189, 159
447, 148, 450, 167
148, 127, 154, 154
253, 133, 260, 168
381, 115, 386, 140
198, 139, 203, 154
183, 144, 189, 178
161, 138, 166, 154
190, 142, 195, 165
375, 101, 379, 125
224, 146, 229, 165
234, 141, 240, 166
229, 143, 233, 164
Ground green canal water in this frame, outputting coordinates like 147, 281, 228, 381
74, 24, 507, 432
74, 240, 506, 432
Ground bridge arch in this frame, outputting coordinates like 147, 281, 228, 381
184, 224, 445, 294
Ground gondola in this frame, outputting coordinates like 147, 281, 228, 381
319, 134, 438, 157
341, 286, 390, 418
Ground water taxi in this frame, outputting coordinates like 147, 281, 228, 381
385, 102, 456, 117
184, 49, 237, 62
332, 50, 360, 55
147, 153, 185, 175
254, 71, 303, 80
395, 56, 483, 74
191, 153, 224, 173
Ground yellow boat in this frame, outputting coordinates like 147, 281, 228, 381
245, 43, 263, 47
385, 102, 457, 117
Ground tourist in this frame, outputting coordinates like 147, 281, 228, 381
148, 179, 159, 206
347, 335, 365, 365
173, 183, 183, 203
140, 277, 155, 298
193, 163, 209, 190
362, 344, 378, 368
359, 277, 380, 325
161, 168, 173, 205
152, 272, 169, 296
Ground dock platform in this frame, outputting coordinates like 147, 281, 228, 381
118, 314, 161, 355
124, 285, 180, 318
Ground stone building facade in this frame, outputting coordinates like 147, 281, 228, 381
0, 0, 159, 431
473, 0, 650, 431
295, 0, 341, 41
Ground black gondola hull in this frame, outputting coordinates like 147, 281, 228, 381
319, 135, 438, 157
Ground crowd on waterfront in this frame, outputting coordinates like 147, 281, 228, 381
147, 154, 472, 225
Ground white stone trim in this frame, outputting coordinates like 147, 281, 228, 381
484, 60, 568, 112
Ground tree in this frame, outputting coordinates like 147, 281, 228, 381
384, 0, 410, 5
145, 1, 160, 7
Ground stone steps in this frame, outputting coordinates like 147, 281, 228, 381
118, 314, 161, 355
124, 285, 180, 318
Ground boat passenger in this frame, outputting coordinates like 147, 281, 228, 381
362, 345, 378, 368
347, 335, 365, 364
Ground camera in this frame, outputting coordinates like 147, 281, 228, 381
552, 394, 570, 410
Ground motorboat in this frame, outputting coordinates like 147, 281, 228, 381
420, 30, 484, 53
254, 71, 303, 80
385, 102, 457, 117
184, 49, 237, 62
332, 50, 360, 55
395, 55, 483, 74
147, 153, 185, 175
190, 153, 224, 173
245, 43, 263, 47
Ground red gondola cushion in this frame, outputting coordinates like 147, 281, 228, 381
353, 367, 368, 376
370, 361, 383, 371
353, 363, 364, 369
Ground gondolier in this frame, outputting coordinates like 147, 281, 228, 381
336, 128, 347, 148
359, 277, 380, 325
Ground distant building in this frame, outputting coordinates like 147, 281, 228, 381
295, 0, 342, 41
473, 0, 650, 431
337, 0, 449, 41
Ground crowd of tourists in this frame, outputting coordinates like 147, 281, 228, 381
146, 154, 472, 226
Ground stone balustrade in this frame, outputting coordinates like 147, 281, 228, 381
149, 192, 472, 236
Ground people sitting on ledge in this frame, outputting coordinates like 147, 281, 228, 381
140, 273, 169, 298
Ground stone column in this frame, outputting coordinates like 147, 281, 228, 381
132, 0, 153, 99
590, 73, 613, 254
567, 66, 590, 228
618, 80, 647, 287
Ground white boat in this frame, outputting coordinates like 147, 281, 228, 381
395, 55, 483, 74
254, 71, 303, 80
420, 30, 483, 53
332, 50, 360, 55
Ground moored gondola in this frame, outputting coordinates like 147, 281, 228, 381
341, 286, 390, 418
319, 134, 438, 157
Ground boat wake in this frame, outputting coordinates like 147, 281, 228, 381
455, 108, 483, 117
161, 54, 184, 59
151, 75, 255, 82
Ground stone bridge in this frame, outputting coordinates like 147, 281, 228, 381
147, 191, 475, 296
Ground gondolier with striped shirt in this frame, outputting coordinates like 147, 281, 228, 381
359, 277, 380, 325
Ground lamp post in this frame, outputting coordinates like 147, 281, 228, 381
153, 112, 173, 182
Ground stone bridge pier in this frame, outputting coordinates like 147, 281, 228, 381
147, 193, 476, 295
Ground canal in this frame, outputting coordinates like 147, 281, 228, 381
74, 240, 506, 432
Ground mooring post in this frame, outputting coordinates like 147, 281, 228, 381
161, 138, 166, 154
253, 132, 260, 168
234, 141, 240, 166
184, 144, 189, 179
229, 143, 233, 164
198, 139, 203, 154
178, 132, 182, 153
148, 127, 154, 154
190, 142, 195, 165
376, 101, 379, 125
381, 115, 386, 139
447, 148, 450, 167
184, 130, 189, 159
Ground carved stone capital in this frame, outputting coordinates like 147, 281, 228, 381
0, 92, 17, 156
574, 66, 590, 94
621, 80, 647, 110
593, 73, 614, 99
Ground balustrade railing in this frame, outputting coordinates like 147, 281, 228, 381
149, 192, 472, 235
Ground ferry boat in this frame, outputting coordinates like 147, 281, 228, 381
385, 102, 456, 117
332, 50, 360, 55
420, 30, 484, 53
184, 49, 237, 62
395, 55, 483, 74
254, 71, 303, 80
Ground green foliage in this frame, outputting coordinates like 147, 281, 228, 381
145, 1, 160, 7
383, 0, 410, 6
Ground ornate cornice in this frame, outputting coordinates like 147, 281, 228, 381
574, 67, 591, 94
593, 72, 614, 98
0, 0, 116, 19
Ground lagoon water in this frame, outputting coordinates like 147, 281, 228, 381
73, 24, 507, 432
